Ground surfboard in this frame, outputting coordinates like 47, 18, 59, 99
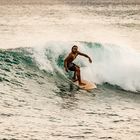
73, 80, 96, 90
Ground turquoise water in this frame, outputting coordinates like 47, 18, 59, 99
0, 1, 140, 139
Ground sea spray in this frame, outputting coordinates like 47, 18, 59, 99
32, 41, 140, 92
81, 43, 140, 92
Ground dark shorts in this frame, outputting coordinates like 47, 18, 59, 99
67, 63, 77, 71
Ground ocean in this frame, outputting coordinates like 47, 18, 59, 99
0, 0, 140, 140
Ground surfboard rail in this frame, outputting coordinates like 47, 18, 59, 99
73, 80, 96, 90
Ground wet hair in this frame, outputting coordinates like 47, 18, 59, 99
72, 45, 78, 49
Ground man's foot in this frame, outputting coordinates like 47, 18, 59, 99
79, 82, 86, 86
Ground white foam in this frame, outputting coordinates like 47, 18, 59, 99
80, 43, 140, 92
33, 41, 140, 92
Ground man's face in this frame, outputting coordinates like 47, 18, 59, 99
72, 47, 78, 54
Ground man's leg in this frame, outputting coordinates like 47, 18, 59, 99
72, 71, 77, 82
71, 63, 78, 82
76, 67, 85, 86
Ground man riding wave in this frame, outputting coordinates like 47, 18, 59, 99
64, 45, 92, 86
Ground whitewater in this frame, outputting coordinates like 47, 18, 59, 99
0, 0, 140, 140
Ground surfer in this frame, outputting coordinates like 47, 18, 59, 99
64, 45, 92, 86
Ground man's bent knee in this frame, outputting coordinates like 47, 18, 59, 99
76, 67, 80, 72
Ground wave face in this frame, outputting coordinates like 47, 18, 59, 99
0, 41, 140, 92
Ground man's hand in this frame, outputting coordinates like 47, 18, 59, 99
89, 57, 92, 63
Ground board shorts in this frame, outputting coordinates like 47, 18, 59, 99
67, 63, 77, 71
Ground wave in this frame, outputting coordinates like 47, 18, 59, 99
0, 41, 140, 92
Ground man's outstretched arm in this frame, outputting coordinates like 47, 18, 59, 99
78, 52, 92, 63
